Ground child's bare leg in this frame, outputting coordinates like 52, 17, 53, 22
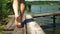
20, 3, 25, 13
13, 0, 21, 26
20, 0, 25, 22
13, 0, 18, 16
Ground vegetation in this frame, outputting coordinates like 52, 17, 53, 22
0, 0, 13, 34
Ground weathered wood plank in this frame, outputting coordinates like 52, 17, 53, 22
2, 31, 12, 34
12, 15, 26, 34
8, 12, 60, 18
2, 17, 15, 34
26, 14, 45, 34
12, 27, 24, 34
32, 11, 60, 18
3, 17, 15, 31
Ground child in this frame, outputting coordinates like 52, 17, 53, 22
13, 0, 25, 28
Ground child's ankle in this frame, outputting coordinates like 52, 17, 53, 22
15, 15, 19, 17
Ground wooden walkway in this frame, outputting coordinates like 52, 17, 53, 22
2, 12, 60, 34
2, 15, 45, 34
3, 12, 60, 34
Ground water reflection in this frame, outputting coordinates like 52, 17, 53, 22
31, 5, 60, 14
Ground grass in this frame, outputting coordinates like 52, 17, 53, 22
0, 25, 5, 34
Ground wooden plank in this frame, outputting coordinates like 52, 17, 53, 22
12, 25, 26, 34
26, 14, 45, 34
9, 22, 16, 30
8, 15, 14, 17
8, 12, 60, 18
12, 27, 24, 34
12, 15, 26, 34
32, 11, 60, 18
2, 31, 12, 34
3, 17, 15, 31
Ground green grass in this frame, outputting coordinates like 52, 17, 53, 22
0, 25, 5, 34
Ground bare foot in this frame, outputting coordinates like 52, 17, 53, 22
15, 16, 22, 28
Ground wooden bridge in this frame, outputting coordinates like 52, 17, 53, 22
2, 12, 60, 34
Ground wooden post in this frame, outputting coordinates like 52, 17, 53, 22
52, 16, 56, 34
28, 4, 31, 12
25, 14, 45, 34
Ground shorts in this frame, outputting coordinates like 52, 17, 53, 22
19, 0, 25, 3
